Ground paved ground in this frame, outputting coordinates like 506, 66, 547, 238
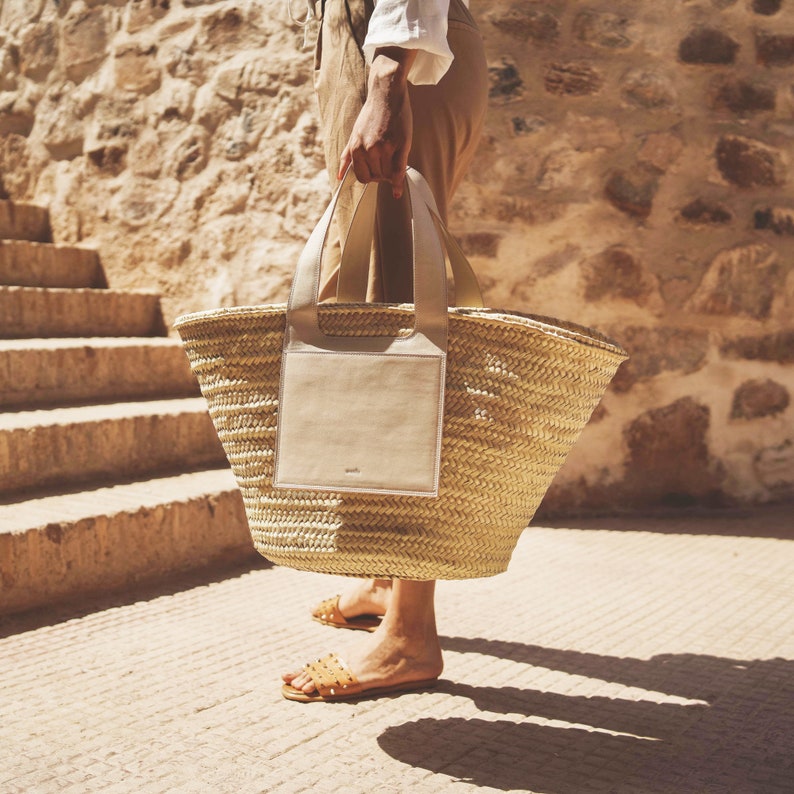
1, 507, 792, 794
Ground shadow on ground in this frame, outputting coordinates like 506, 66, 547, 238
539, 502, 794, 541
0, 555, 270, 639
379, 637, 793, 792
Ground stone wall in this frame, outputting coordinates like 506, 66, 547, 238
1, 0, 793, 513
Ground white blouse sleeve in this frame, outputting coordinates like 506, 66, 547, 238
363, 0, 453, 85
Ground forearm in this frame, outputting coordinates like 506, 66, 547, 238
369, 47, 418, 91
338, 47, 416, 197
364, 47, 416, 134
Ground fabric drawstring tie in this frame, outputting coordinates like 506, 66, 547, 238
287, 0, 322, 46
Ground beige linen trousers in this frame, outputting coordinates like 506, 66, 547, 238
313, 0, 489, 303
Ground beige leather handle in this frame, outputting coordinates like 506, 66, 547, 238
285, 167, 448, 356
337, 169, 484, 308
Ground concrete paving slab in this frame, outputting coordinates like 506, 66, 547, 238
0, 201, 51, 243
0, 337, 199, 409
0, 397, 226, 495
0, 468, 251, 615
0, 286, 166, 338
0, 240, 103, 288
1, 511, 792, 793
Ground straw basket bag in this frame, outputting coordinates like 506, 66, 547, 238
175, 168, 627, 580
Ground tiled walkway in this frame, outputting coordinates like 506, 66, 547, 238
2, 508, 792, 793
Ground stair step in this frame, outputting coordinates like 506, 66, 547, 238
0, 338, 199, 409
0, 200, 51, 243
0, 468, 254, 616
0, 240, 105, 288
0, 286, 166, 338
0, 398, 226, 496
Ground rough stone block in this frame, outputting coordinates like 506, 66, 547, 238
710, 77, 776, 115
637, 132, 684, 172
38, 84, 84, 161
488, 194, 550, 225
604, 168, 658, 219
689, 243, 785, 319
110, 176, 180, 228
573, 10, 633, 50
582, 247, 657, 304
84, 117, 139, 172
0, 91, 35, 138
623, 397, 723, 506
488, 6, 560, 43
0, 45, 19, 92
720, 331, 794, 363
61, 5, 110, 83
511, 116, 546, 136
456, 232, 501, 258
679, 28, 740, 65
163, 125, 209, 179
488, 61, 523, 99
0, 0, 46, 33
756, 33, 794, 66
754, 206, 794, 235
610, 326, 710, 393
127, 0, 171, 33
19, 20, 58, 80
115, 42, 161, 94
752, 0, 782, 12
545, 62, 604, 96
620, 69, 677, 109
678, 198, 733, 226
165, 43, 207, 85
715, 135, 785, 188
754, 440, 794, 493
731, 379, 790, 419
201, 7, 245, 47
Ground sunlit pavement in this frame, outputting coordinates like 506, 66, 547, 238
2, 507, 792, 793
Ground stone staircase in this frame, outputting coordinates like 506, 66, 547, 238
0, 200, 254, 616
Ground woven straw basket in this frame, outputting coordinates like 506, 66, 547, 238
175, 171, 627, 580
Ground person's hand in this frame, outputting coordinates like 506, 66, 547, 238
338, 47, 417, 199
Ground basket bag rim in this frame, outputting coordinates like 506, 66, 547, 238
174, 303, 628, 362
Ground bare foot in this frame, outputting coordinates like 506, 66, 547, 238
287, 579, 441, 698
318, 578, 393, 620
282, 619, 443, 696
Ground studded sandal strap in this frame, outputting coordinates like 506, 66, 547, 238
314, 595, 342, 623
303, 653, 362, 698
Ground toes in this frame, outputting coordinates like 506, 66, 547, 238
293, 672, 314, 692
282, 670, 317, 693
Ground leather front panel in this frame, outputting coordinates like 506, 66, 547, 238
275, 350, 445, 495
